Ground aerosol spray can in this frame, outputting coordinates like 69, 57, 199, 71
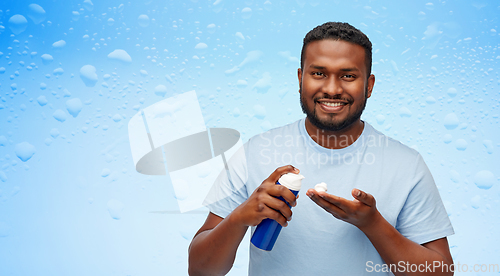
250, 173, 304, 251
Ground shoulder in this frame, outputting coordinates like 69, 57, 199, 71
363, 122, 422, 163
246, 119, 303, 149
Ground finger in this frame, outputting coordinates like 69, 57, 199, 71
262, 204, 289, 227
268, 184, 298, 207
264, 195, 293, 221
306, 189, 347, 219
265, 165, 300, 184
352, 189, 375, 207
307, 189, 352, 212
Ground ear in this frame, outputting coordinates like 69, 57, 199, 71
297, 68, 303, 92
366, 74, 375, 98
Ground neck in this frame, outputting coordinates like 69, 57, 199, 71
305, 119, 364, 149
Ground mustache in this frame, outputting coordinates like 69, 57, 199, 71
313, 94, 353, 104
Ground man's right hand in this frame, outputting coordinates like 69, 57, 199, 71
230, 165, 300, 228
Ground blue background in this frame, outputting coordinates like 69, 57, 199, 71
0, 0, 499, 275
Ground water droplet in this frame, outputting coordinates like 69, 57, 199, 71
14, 142, 36, 162
449, 170, 460, 183
443, 113, 459, 130
79, 65, 98, 87
474, 170, 495, 190
376, 114, 385, 125
455, 139, 467, 151
482, 140, 493, 154
154, 85, 167, 96
232, 107, 240, 117
66, 98, 83, 117
207, 23, 216, 34
447, 87, 457, 97
11, 186, 20, 197
107, 49, 132, 64
52, 109, 67, 122
37, 95, 48, 106
425, 96, 436, 104
138, 14, 150, 27
236, 79, 247, 88
264, 0, 272, 11
27, 4, 46, 24
139, 69, 148, 77
0, 136, 7, 146
112, 114, 122, 122
0, 67, 5, 74
50, 128, 60, 138
107, 199, 124, 220
0, 171, 7, 182
107, 18, 114, 26
195, 42, 208, 54
260, 121, 272, 131
101, 168, 111, 177
41, 54, 53, 65
72, 11, 80, 21
53, 68, 64, 76
442, 134, 452, 144
471, 195, 481, 209
83, 0, 94, 11
253, 105, 266, 119
241, 7, 252, 19
252, 72, 272, 93
44, 138, 52, 146
40, 83, 47, 90
8, 15, 28, 35
235, 32, 245, 42
52, 40, 66, 48
399, 107, 412, 117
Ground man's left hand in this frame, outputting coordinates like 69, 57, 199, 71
306, 188, 381, 230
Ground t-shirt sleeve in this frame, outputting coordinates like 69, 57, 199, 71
395, 154, 454, 245
203, 142, 249, 218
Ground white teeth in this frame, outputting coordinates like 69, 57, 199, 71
320, 102, 345, 107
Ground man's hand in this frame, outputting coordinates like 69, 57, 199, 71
306, 188, 380, 230
231, 165, 300, 228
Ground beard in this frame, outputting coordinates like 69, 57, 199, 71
300, 87, 368, 132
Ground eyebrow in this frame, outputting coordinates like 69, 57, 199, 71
340, 68, 360, 72
308, 65, 360, 72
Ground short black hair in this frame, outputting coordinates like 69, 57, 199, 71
301, 22, 372, 77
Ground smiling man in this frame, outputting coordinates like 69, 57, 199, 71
188, 22, 454, 276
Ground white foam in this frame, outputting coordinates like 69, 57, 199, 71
314, 182, 328, 193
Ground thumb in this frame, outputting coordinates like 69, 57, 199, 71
352, 188, 375, 207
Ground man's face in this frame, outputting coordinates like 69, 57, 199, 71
298, 39, 375, 132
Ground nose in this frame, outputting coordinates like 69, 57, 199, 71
322, 76, 342, 96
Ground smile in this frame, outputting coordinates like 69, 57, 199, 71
316, 100, 349, 113
319, 102, 347, 107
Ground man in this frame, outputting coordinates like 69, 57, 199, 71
188, 22, 454, 275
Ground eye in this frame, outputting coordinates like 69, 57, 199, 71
342, 74, 356, 80
311, 71, 324, 77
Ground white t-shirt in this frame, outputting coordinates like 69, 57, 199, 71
204, 118, 454, 275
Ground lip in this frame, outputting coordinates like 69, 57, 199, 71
316, 100, 349, 113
